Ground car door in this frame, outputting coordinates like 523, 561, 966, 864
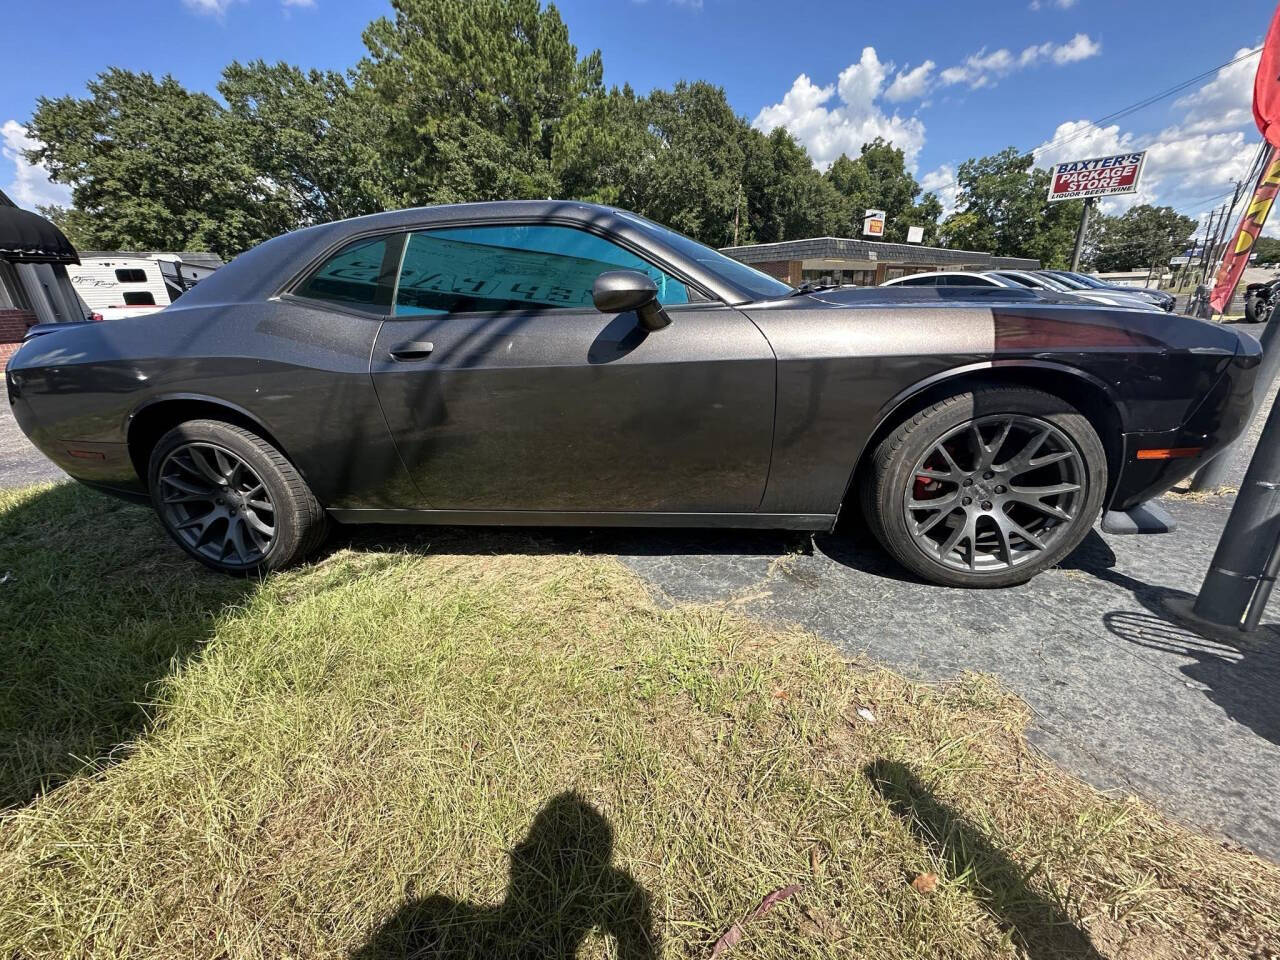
368, 223, 776, 514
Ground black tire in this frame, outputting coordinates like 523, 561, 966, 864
860, 387, 1107, 588
147, 419, 328, 575
1245, 295, 1261, 323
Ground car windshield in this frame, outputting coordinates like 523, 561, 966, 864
1029, 274, 1073, 292
614, 210, 795, 301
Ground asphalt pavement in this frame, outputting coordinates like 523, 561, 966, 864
2, 320, 1277, 860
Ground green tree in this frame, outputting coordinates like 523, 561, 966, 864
358, 0, 602, 206
26, 69, 290, 258
552, 84, 656, 211
1087, 204, 1197, 273
737, 126, 841, 245
939, 147, 1081, 265
823, 139, 940, 243
219, 60, 388, 225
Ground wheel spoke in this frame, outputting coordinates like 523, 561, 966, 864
189, 446, 227, 486
1000, 426, 1051, 473
242, 509, 275, 536
1010, 481, 1081, 500
162, 474, 216, 497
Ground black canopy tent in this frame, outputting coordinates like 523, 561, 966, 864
0, 189, 78, 265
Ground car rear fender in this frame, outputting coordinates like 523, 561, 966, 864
125, 393, 291, 483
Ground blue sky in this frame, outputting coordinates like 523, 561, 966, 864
2, 0, 1275, 233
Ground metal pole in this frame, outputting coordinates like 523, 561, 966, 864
1199, 208, 1220, 289
1070, 197, 1094, 271
1191, 315, 1280, 490
1193, 380, 1280, 629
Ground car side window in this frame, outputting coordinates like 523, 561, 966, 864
393, 224, 691, 317
294, 234, 399, 312
896, 275, 936, 286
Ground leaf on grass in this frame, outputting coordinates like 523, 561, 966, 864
856, 706, 876, 723
710, 883, 803, 957
772, 688, 790, 701
911, 872, 939, 894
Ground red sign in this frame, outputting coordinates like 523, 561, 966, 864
1210, 144, 1280, 314
1046, 152, 1146, 202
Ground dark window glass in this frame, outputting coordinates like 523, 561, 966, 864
295, 235, 398, 311
123, 291, 156, 306
394, 225, 690, 317
115, 268, 148, 283
895, 275, 937, 286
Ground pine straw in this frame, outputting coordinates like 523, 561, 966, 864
1, 483, 1278, 959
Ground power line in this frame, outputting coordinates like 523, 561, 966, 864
1031, 45, 1262, 157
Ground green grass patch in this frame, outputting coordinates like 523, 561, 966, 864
1, 483, 1278, 958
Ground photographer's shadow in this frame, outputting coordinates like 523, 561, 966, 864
354, 792, 658, 960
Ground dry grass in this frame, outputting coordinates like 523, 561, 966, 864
2, 483, 1278, 959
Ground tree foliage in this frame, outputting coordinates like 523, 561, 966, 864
1086, 204, 1197, 272
27, 68, 292, 257
939, 147, 1082, 266
823, 139, 938, 244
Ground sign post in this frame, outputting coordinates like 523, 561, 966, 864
862, 209, 886, 238
1069, 197, 1095, 271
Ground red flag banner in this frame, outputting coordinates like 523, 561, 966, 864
1210, 145, 1280, 314
1255, 4, 1280, 147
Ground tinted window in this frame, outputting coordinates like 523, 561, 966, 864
295, 235, 398, 311
394, 225, 690, 317
123, 291, 155, 306
613, 210, 793, 301
894, 275, 937, 286
115, 268, 147, 283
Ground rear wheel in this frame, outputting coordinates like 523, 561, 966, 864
148, 419, 327, 575
861, 387, 1107, 588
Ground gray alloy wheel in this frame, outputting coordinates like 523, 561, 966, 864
903, 414, 1084, 574
156, 441, 277, 568
148, 419, 328, 575
861, 387, 1107, 588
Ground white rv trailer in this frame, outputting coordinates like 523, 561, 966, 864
70, 252, 223, 321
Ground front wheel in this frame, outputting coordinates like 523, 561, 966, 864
148, 419, 328, 575
861, 387, 1107, 588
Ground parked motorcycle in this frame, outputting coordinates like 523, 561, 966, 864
1243, 278, 1280, 322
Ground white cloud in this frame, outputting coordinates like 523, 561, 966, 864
1, 120, 71, 210
1030, 0, 1078, 9
1168, 46, 1257, 136
938, 34, 1100, 90
885, 61, 935, 102
753, 47, 926, 170
1052, 33, 1101, 64
182, 0, 236, 12
920, 164, 958, 218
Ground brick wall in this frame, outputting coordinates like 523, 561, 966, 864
752, 259, 803, 285
0, 308, 37, 343
0, 309, 36, 372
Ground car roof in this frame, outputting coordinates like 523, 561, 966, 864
173, 200, 759, 308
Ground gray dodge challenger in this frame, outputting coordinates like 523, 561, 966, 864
6, 201, 1261, 587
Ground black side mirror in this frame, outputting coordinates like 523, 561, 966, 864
592, 270, 671, 331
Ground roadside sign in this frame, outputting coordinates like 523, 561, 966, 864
1170, 256, 1190, 265
1047, 151, 1146, 202
863, 209, 886, 237
906, 225, 924, 244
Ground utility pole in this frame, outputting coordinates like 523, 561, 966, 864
1070, 196, 1095, 271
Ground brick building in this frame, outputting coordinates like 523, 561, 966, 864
720, 236, 1039, 287
0, 189, 84, 368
